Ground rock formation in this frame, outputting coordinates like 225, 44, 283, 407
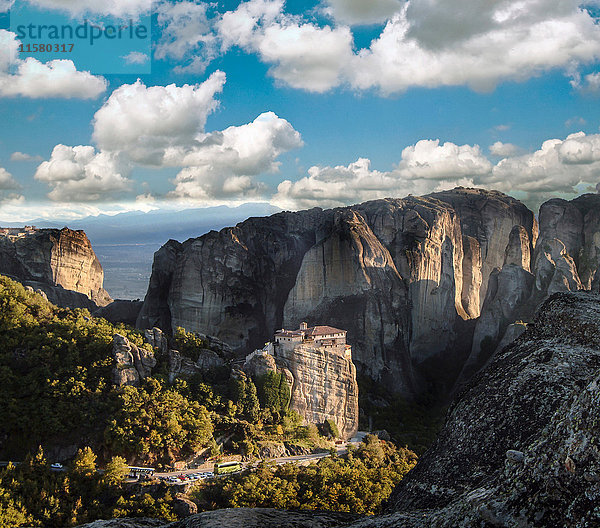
244, 325, 360, 440
115, 326, 228, 384
94, 300, 143, 327
372, 291, 600, 527
467, 193, 600, 378
0, 227, 112, 309
112, 334, 157, 387
139, 188, 538, 397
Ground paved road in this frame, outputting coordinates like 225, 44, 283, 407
152, 442, 360, 485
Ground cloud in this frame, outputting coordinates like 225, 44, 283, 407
25, 0, 151, 18
572, 71, 600, 93
0, 167, 19, 190
273, 140, 491, 209
351, 3, 600, 94
0, 0, 14, 13
10, 151, 43, 162
92, 72, 226, 164
122, 51, 149, 65
475, 132, 600, 210
34, 145, 131, 202
489, 141, 523, 157
168, 111, 303, 201
35, 72, 302, 205
322, 0, 404, 25
217, 0, 354, 92
0, 31, 107, 99
274, 132, 600, 212
397, 140, 492, 179
155, 0, 217, 73
194, 0, 600, 94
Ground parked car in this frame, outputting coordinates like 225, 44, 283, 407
50, 463, 63, 470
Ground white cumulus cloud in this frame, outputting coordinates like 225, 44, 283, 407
274, 132, 600, 212
0, 167, 19, 189
155, 0, 217, 74
489, 141, 523, 157
351, 3, 600, 94
92, 72, 226, 164
183, 0, 600, 94
273, 140, 491, 209
168, 111, 303, 201
0, 30, 107, 99
35, 145, 130, 202
217, 0, 354, 92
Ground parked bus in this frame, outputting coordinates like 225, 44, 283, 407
214, 461, 242, 475
128, 466, 155, 478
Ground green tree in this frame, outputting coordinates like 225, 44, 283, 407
257, 371, 290, 413
322, 419, 340, 439
103, 456, 129, 486
72, 447, 97, 477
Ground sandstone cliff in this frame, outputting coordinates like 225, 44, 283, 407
467, 193, 600, 377
138, 188, 537, 397
244, 340, 360, 439
0, 227, 112, 309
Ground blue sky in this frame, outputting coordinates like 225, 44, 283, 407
1, 0, 600, 222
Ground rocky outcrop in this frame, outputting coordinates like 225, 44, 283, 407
535, 195, 600, 295
0, 228, 112, 309
78, 518, 165, 528
75, 520, 164, 528
427, 188, 536, 314
466, 194, 600, 378
376, 292, 600, 527
276, 342, 359, 440
136, 327, 227, 384
112, 334, 157, 387
243, 341, 359, 440
172, 509, 359, 528
173, 496, 198, 518
139, 189, 536, 397
22, 280, 100, 311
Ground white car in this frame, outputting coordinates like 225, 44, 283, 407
50, 463, 63, 470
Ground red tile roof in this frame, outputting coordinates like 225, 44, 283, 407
304, 325, 346, 336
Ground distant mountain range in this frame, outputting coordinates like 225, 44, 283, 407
0, 203, 282, 246
1, 203, 281, 300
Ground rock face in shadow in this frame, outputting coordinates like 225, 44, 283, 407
0, 227, 112, 309
139, 189, 536, 397
368, 292, 600, 527
94, 300, 143, 326
466, 194, 600, 378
